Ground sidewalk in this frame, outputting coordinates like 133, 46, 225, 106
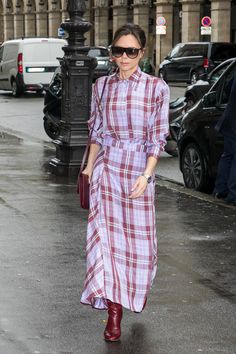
0, 131, 236, 354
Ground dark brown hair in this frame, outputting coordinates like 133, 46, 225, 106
112, 23, 146, 49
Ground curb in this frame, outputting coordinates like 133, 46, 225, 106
156, 175, 236, 210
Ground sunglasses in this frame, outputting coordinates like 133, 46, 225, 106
110, 46, 142, 59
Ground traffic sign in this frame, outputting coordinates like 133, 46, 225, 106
58, 27, 65, 37
201, 26, 212, 35
201, 16, 212, 27
156, 25, 166, 35
156, 16, 166, 26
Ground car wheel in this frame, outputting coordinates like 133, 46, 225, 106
181, 142, 209, 192
11, 79, 22, 97
185, 94, 196, 110
190, 71, 198, 85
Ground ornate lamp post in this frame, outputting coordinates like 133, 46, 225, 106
49, 0, 97, 176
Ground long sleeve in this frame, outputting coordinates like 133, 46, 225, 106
87, 79, 104, 146
147, 80, 170, 160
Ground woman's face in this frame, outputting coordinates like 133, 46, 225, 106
111, 34, 144, 76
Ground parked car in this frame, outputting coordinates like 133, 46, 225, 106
0, 37, 66, 96
178, 58, 236, 193
185, 58, 235, 109
88, 46, 114, 80
159, 42, 236, 84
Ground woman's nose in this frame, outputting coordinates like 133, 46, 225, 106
121, 51, 128, 58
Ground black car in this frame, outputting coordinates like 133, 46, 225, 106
159, 42, 236, 84
178, 58, 236, 193
185, 58, 235, 109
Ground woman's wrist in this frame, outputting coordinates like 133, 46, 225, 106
141, 174, 152, 184
143, 170, 153, 176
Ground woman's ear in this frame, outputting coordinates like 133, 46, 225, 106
140, 49, 145, 58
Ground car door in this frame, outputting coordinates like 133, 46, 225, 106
202, 61, 236, 172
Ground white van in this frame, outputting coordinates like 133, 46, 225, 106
0, 38, 67, 96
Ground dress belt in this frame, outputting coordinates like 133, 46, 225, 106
103, 135, 147, 152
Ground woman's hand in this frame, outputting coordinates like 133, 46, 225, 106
129, 176, 148, 199
82, 143, 101, 184
82, 167, 93, 184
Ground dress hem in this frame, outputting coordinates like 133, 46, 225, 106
80, 296, 147, 313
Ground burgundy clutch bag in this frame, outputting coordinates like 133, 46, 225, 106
77, 172, 90, 210
76, 140, 90, 210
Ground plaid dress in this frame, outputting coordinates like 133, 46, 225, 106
80, 67, 169, 312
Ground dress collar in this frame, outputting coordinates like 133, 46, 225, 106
109, 66, 142, 85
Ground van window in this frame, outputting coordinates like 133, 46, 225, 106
4, 44, 18, 60
24, 42, 64, 62
0, 47, 3, 61
169, 44, 182, 58
170, 43, 208, 58
211, 44, 236, 61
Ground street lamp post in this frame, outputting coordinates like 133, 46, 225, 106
49, 0, 97, 176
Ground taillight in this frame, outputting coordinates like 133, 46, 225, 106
203, 58, 209, 68
18, 53, 23, 74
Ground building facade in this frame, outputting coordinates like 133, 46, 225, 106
0, 0, 235, 68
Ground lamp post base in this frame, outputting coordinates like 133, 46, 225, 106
49, 137, 87, 177
49, 158, 80, 177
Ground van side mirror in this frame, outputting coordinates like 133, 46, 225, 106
202, 91, 217, 108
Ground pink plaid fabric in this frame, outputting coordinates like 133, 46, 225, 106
80, 67, 169, 312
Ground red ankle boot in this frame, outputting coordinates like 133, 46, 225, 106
104, 299, 123, 341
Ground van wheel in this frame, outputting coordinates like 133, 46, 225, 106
11, 79, 22, 97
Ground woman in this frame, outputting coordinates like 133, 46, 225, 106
80, 23, 169, 341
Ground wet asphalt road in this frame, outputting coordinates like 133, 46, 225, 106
0, 131, 235, 354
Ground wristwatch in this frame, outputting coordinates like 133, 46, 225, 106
142, 174, 152, 184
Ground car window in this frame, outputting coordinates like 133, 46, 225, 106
219, 64, 236, 104
209, 62, 231, 85
88, 48, 108, 57
211, 44, 236, 61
